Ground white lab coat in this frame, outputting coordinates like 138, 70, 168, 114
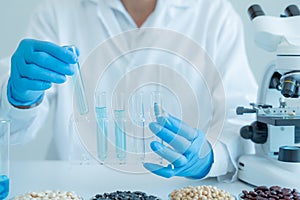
0, 0, 257, 181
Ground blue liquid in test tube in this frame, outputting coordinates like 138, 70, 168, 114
0, 120, 10, 200
95, 92, 108, 161
114, 93, 127, 163
0, 175, 9, 199
114, 109, 126, 163
95, 107, 108, 161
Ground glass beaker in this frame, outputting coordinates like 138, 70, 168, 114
0, 120, 10, 199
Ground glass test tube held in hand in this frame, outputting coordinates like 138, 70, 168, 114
0, 120, 10, 199
114, 93, 127, 164
95, 92, 108, 162
151, 91, 166, 118
65, 45, 89, 115
151, 91, 164, 164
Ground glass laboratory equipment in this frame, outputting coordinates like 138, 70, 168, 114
236, 4, 300, 189
132, 92, 146, 161
95, 92, 108, 162
0, 120, 10, 199
65, 45, 89, 115
150, 91, 164, 164
151, 91, 164, 119
114, 93, 127, 164
72, 28, 223, 174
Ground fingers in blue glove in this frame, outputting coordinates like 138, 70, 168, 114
23, 51, 76, 76
150, 141, 188, 167
143, 162, 175, 178
10, 72, 52, 91
146, 104, 214, 179
23, 39, 78, 64
14, 40, 77, 84
9, 39, 79, 106
145, 133, 213, 179
153, 105, 197, 141
149, 122, 191, 154
16, 63, 67, 87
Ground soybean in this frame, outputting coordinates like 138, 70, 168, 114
169, 185, 235, 200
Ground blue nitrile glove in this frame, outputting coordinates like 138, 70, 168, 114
7, 39, 78, 107
144, 106, 214, 179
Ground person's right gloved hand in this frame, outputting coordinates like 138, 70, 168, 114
7, 39, 78, 108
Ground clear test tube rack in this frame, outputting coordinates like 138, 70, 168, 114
94, 91, 164, 165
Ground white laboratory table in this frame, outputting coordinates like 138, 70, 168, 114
9, 161, 252, 199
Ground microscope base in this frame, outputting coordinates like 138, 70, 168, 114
238, 154, 300, 188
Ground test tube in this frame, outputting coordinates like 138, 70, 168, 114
0, 120, 10, 200
114, 93, 127, 164
65, 45, 89, 115
151, 91, 164, 164
133, 92, 146, 161
95, 92, 108, 162
151, 91, 165, 119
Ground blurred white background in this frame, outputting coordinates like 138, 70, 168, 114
0, 0, 299, 160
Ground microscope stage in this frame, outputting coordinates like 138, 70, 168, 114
257, 115, 300, 126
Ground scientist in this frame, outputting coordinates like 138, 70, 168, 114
0, 0, 257, 181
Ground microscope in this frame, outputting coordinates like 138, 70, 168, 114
236, 4, 300, 188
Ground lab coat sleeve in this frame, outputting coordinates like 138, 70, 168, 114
0, 0, 58, 145
204, 1, 258, 182
0, 59, 51, 144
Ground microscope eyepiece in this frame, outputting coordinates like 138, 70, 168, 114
248, 4, 265, 20
285, 5, 300, 17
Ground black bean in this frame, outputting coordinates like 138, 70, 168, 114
91, 191, 161, 200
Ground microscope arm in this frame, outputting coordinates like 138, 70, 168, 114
257, 61, 277, 104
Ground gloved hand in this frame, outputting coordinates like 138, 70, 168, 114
7, 39, 78, 107
144, 105, 214, 179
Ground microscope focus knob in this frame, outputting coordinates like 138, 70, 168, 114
240, 121, 268, 144
278, 146, 300, 162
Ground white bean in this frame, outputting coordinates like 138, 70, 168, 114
14, 190, 82, 200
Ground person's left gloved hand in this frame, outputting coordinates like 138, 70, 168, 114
143, 108, 214, 179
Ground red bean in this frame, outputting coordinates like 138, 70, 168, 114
240, 186, 300, 200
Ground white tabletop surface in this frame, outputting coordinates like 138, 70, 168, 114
9, 161, 252, 199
